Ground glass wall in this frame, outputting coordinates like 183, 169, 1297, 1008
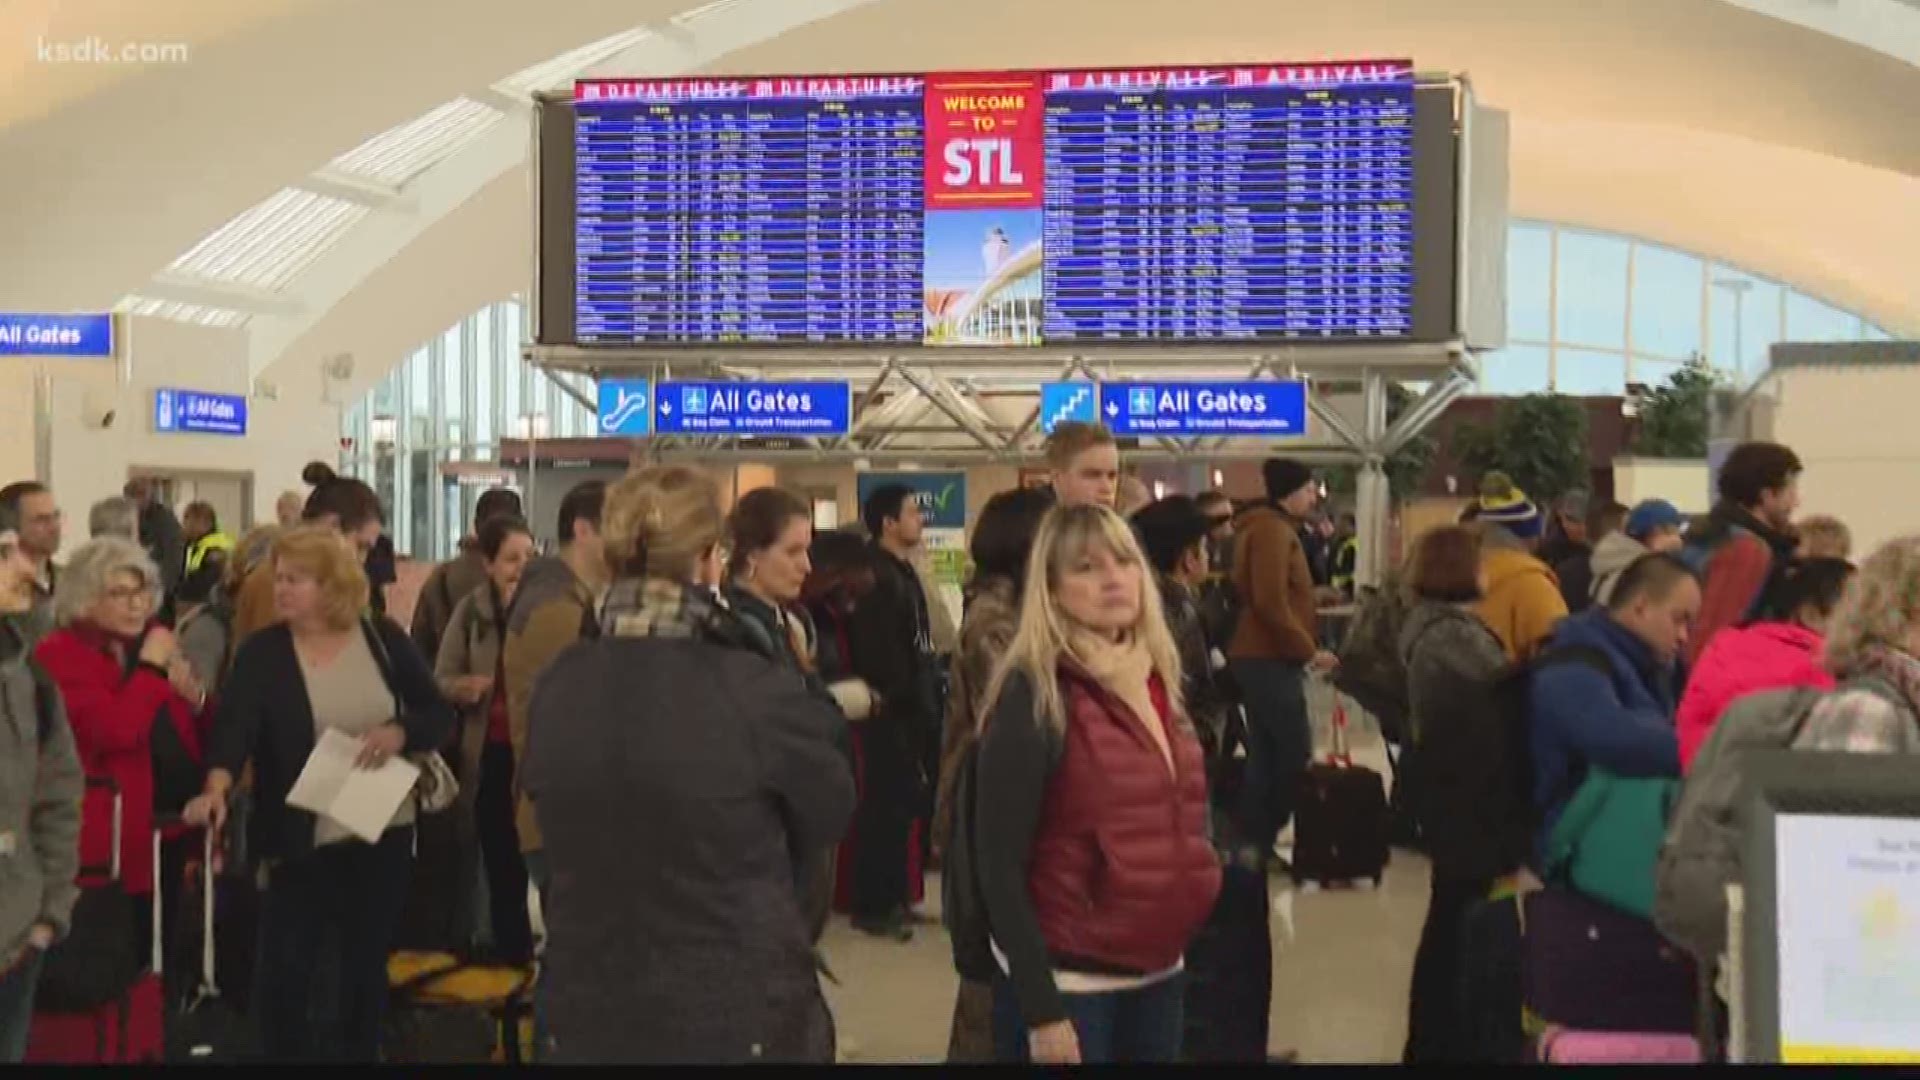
1480, 221, 1890, 395
346, 228, 1895, 557
339, 298, 596, 561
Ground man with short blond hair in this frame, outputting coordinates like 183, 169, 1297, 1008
1044, 421, 1120, 509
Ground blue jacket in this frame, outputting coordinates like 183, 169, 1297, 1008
1528, 609, 1683, 863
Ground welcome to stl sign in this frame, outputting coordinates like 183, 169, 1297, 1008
923, 72, 1046, 209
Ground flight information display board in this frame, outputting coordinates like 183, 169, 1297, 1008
546, 59, 1450, 348
1042, 68, 1412, 341
574, 77, 925, 344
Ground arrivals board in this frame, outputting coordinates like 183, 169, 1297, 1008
549, 59, 1454, 348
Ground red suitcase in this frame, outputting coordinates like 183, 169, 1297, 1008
25, 813, 167, 1064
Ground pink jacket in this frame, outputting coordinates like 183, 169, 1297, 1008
1677, 622, 1834, 773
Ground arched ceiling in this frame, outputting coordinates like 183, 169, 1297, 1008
2, 0, 1917, 407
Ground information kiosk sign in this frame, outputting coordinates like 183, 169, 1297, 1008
1098, 380, 1308, 437
654, 381, 852, 437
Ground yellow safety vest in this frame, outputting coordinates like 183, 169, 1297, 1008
184, 531, 236, 574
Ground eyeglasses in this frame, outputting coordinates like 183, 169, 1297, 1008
1206, 516, 1233, 528
103, 585, 155, 607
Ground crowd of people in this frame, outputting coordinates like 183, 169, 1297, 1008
1389, 441, 1920, 1063
0, 427, 1916, 1064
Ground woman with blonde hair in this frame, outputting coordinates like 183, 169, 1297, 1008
967, 503, 1221, 1064
523, 465, 854, 1063
184, 526, 452, 1062
1787, 537, 1920, 752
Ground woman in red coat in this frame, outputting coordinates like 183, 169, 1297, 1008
34, 537, 206, 972
972, 504, 1221, 1064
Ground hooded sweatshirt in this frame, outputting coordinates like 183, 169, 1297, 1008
1476, 528, 1569, 662
1588, 530, 1650, 608
1674, 621, 1834, 773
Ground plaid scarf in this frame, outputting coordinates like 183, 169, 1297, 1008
599, 576, 727, 641
1799, 644, 1920, 755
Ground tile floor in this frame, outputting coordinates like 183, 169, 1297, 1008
822, 693, 1430, 1064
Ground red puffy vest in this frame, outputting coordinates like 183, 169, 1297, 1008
1025, 663, 1222, 975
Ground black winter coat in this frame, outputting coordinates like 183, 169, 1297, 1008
523, 592, 855, 1064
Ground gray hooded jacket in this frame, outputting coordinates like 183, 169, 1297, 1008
0, 616, 83, 963
1589, 531, 1649, 608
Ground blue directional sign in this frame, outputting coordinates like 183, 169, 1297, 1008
654, 381, 852, 437
0, 312, 113, 357
596, 378, 653, 437
1039, 382, 1098, 434
1099, 380, 1309, 438
153, 388, 247, 436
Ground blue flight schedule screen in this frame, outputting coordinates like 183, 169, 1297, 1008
1042, 68, 1414, 342
574, 78, 925, 344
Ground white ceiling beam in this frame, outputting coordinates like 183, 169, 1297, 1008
141, 274, 308, 318
469, 85, 535, 114
299, 170, 417, 212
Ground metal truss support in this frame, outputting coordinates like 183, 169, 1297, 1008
893, 367, 1001, 452
1307, 388, 1368, 453
1347, 370, 1389, 590
1380, 367, 1472, 458
538, 365, 596, 413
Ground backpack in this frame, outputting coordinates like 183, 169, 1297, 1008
1417, 643, 1611, 884
1651, 681, 1896, 964
1545, 767, 1679, 919
1332, 575, 1412, 745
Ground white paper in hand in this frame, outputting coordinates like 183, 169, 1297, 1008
286, 728, 420, 844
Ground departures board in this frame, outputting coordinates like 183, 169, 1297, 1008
536, 60, 1460, 349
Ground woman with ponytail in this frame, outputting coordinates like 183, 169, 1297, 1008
231, 463, 387, 646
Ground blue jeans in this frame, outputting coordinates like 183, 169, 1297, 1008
989, 973, 1186, 1064
0, 949, 43, 1063
1230, 658, 1311, 856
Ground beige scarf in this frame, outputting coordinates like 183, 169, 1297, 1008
1070, 629, 1173, 774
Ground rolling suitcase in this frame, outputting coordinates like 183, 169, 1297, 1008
1181, 862, 1273, 1062
1291, 698, 1390, 887
166, 827, 255, 1063
25, 816, 166, 1064
1538, 1027, 1702, 1064
1522, 887, 1695, 1034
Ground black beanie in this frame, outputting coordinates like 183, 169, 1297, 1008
1262, 458, 1315, 502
